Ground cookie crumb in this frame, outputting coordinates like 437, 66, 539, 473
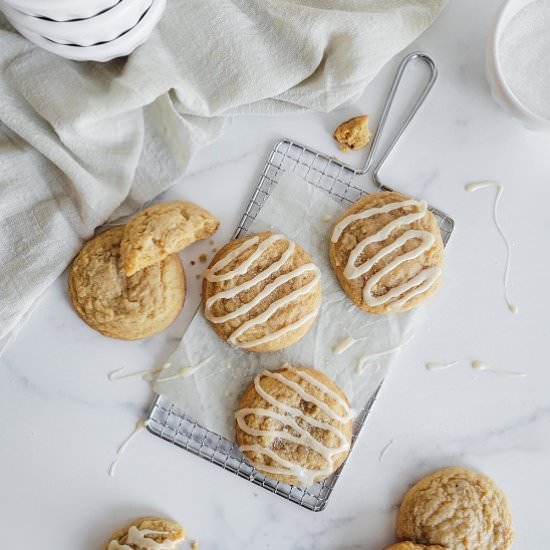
199, 254, 208, 263
190, 260, 196, 266
191, 541, 199, 550
322, 214, 332, 222
333, 115, 370, 152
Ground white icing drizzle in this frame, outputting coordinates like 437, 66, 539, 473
333, 336, 354, 354
425, 360, 458, 371
354, 337, 413, 365
107, 525, 184, 550
357, 360, 379, 375
471, 360, 526, 378
331, 199, 442, 309
154, 356, 214, 383
204, 234, 320, 349
378, 438, 395, 462
236, 369, 353, 486
108, 363, 171, 382
333, 335, 369, 355
109, 420, 148, 477
356, 358, 380, 375
465, 181, 518, 314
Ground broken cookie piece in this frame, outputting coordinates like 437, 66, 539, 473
121, 201, 219, 276
105, 516, 185, 550
333, 114, 370, 152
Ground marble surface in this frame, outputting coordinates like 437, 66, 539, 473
1, 1, 549, 548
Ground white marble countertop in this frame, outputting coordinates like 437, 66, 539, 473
1, 1, 549, 548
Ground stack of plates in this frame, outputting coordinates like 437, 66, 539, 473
0, 0, 166, 61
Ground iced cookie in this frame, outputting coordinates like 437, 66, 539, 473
330, 191, 444, 314
333, 114, 371, 152
384, 544, 446, 550
235, 366, 353, 485
397, 467, 514, 550
105, 516, 185, 550
69, 226, 185, 340
121, 200, 219, 276
202, 232, 321, 352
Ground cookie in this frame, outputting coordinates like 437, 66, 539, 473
121, 200, 219, 276
69, 226, 185, 340
235, 366, 353, 486
384, 543, 446, 550
202, 231, 321, 352
396, 467, 514, 550
105, 516, 185, 550
329, 191, 444, 314
333, 114, 371, 152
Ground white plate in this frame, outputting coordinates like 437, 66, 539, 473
0, 0, 120, 21
6, 0, 166, 61
1, 0, 152, 47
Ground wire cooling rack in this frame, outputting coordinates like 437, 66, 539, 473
147, 138, 455, 512
147, 53, 455, 512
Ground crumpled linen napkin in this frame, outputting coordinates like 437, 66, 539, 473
0, 0, 445, 343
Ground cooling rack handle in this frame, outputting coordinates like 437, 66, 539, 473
358, 51, 438, 185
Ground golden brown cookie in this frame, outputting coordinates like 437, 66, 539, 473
121, 200, 219, 276
396, 467, 514, 550
202, 231, 321, 352
333, 114, 371, 152
330, 191, 444, 314
384, 543, 447, 550
105, 516, 185, 550
69, 226, 185, 340
235, 366, 353, 486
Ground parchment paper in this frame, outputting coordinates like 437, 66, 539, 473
154, 173, 419, 438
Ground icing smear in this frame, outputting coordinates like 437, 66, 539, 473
108, 525, 184, 550
465, 181, 518, 314
154, 356, 214, 383
425, 361, 458, 371
471, 360, 526, 378
109, 420, 148, 477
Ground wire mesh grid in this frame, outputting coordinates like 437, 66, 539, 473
147, 138, 455, 511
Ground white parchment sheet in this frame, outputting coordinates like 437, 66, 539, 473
154, 173, 421, 438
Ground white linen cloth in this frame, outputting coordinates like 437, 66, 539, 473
0, 0, 445, 342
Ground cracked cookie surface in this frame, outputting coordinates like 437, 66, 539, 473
69, 226, 185, 340
397, 467, 514, 550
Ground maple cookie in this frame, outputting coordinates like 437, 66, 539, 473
384, 544, 446, 550
235, 366, 353, 486
330, 191, 444, 314
105, 516, 185, 550
121, 200, 219, 276
202, 231, 321, 352
397, 467, 514, 550
69, 226, 185, 340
